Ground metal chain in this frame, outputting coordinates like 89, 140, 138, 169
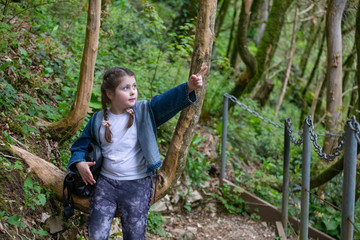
224, 93, 352, 161
224, 93, 284, 129
347, 116, 360, 143
305, 117, 345, 162
285, 118, 303, 146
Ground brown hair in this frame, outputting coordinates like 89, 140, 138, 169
101, 67, 135, 143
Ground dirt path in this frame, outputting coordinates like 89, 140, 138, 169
146, 210, 276, 240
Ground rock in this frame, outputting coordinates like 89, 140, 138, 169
187, 190, 202, 203
62, 228, 77, 239
184, 226, 198, 239
152, 200, 167, 212
46, 216, 63, 234
171, 228, 186, 238
40, 212, 50, 223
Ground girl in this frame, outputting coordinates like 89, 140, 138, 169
67, 65, 207, 240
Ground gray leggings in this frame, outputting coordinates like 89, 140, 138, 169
87, 175, 153, 240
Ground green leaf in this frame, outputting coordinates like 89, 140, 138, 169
7, 215, 22, 226
0, 61, 10, 71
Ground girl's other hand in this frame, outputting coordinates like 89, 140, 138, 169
188, 65, 208, 92
76, 161, 97, 185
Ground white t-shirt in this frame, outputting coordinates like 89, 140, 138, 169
99, 111, 148, 180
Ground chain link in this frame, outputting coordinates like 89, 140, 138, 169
285, 118, 303, 146
347, 116, 360, 143
305, 117, 344, 162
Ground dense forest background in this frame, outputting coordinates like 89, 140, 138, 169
0, 0, 359, 239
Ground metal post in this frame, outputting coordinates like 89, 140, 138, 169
282, 120, 291, 234
220, 94, 229, 183
300, 119, 311, 240
341, 121, 357, 240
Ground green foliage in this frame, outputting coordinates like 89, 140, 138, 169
185, 134, 211, 187
211, 183, 247, 215
147, 208, 166, 237
22, 177, 47, 211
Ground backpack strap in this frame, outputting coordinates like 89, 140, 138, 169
63, 173, 75, 219
91, 111, 104, 144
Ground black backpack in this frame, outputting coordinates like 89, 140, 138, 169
63, 112, 103, 219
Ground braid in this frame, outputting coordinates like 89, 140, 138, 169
101, 87, 112, 143
127, 112, 134, 128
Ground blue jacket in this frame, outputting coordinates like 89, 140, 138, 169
67, 82, 197, 175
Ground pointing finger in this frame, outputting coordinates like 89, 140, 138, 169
195, 65, 208, 77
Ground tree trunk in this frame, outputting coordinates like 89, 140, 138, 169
310, 157, 343, 190
44, 0, 101, 142
237, 0, 257, 76
252, 77, 274, 106
215, 0, 230, 37
229, 0, 293, 100
323, 0, 347, 154
310, 74, 325, 120
251, 0, 269, 46
228, 0, 241, 69
155, 0, 217, 200
298, 31, 326, 128
299, 18, 324, 79
274, 7, 298, 120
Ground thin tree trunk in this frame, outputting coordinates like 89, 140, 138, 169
323, 0, 347, 154
155, 0, 217, 200
215, 0, 230, 37
298, 31, 326, 128
310, 74, 325, 120
236, 0, 256, 77
274, 7, 298, 120
229, 0, 241, 69
44, 0, 101, 142
299, 18, 324, 79
253, 0, 269, 46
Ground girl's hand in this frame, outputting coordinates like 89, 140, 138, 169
76, 161, 97, 185
188, 65, 208, 92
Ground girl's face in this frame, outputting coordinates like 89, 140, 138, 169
106, 75, 137, 114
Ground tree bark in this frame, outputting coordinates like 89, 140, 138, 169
251, 0, 269, 46
323, 0, 347, 154
155, 0, 217, 200
44, 0, 101, 142
274, 7, 298, 120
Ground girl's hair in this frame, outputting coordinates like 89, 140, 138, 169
101, 67, 135, 143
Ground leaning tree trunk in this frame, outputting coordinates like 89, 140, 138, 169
44, 0, 101, 142
6, 0, 217, 213
323, 0, 347, 154
155, 0, 217, 200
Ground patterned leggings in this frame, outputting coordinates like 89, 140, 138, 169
87, 175, 153, 240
